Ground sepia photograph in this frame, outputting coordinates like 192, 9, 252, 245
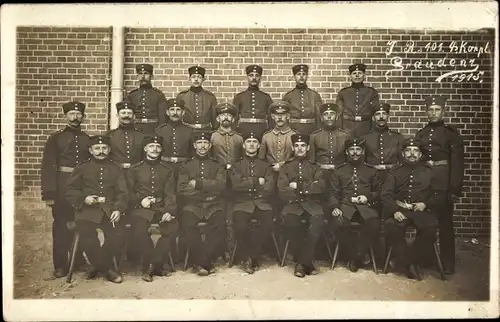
1, 2, 499, 320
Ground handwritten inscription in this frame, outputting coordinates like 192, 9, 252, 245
385, 40, 490, 83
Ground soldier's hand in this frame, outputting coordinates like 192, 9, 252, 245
451, 194, 459, 203
413, 202, 427, 212
226, 164, 232, 170
141, 197, 152, 208
351, 197, 359, 204
188, 180, 197, 188
110, 211, 121, 223
332, 208, 343, 217
272, 163, 281, 172
161, 212, 173, 223
358, 195, 368, 204
45, 200, 55, 207
258, 177, 266, 185
289, 182, 298, 189
393, 211, 406, 222
84, 195, 98, 205
320, 164, 335, 170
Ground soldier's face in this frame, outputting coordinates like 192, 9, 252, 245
294, 71, 308, 85
346, 146, 364, 161
293, 142, 309, 157
427, 105, 444, 123
321, 110, 337, 126
243, 138, 260, 155
189, 74, 204, 87
271, 113, 289, 127
144, 143, 162, 159
216, 112, 234, 127
137, 71, 152, 85
403, 146, 422, 163
66, 110, 84, 128
167, 106, 184, 122
350, 70, 365, 83
118, 109, 134, 125
247, 72, 261, 87
373, 110, 389, 127
194, 139, 211, 156
89, 144, 110, 160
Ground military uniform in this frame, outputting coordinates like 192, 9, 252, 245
231, 132, 275, 267
282, 64, 323, 135
381, 139, 442, 272
176, 66, 218, 130
177, 132, 227, 271
233, 65, 273, 138
278, 134, 326, 271
127, 136, 178, 275
41, 101, 90, 274
414, 95, 465, 273
125, 64, 168, 135
64, 136, 128, 276
336, 63, 380, 137
328, 138, 380, 267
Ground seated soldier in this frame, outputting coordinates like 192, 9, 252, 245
278, 134, 326, 278
230, 131, 275, 274
381, 138, 441, 280
177, 131, 227, 276
328, 138, 380, 273
127, 135, 178, 282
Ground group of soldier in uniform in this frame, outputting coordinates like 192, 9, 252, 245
41, 62, 464, 284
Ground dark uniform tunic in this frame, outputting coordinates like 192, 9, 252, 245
309, 126, 349, 167
155, 120, 194, 176
336, 83, 379, 137
233, 87, 273, 138
176, 87, 218, 130
125, 84, 168, 135
414, 121, 464, 271
41, 126, 90, 272
65, 158, 129, 273
258, 127, 298, 165
282, 85, 323, 135
107, 125, 145, 170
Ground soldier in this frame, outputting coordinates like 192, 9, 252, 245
230, 131, 275, 274
125, 63, 168, 135
282, 64, 323, 135
65, 135, 128, 283
176, 65, 218, 130
381, 138, 442, 280
177, 131, 227, 276
41, 101, 90, 278
127, 135, 178, 282
336, 63, 380, 137
414, 95, 464, 275
328, 138, 379, 272
278, 134, 326, 278
233, 64, 274, 138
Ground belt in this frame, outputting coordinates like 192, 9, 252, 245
290, 118, 315, 124
426, 160, 448, 167
135, 118, 158, 124
161, 156, 189, 163
184, 122, 211, 129
318, 163, 336, 169
117, 163, 131, 169
238, 117, 267, 124
343, 114, 371, 122
367, 164, 398, 170
58, 166, 75, 173
396, 200, 414, 210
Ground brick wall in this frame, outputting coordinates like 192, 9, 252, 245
16, 27, 494, 237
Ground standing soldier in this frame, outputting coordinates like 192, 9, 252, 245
328, 138, 380, 273
65, 135, 128, 283
282, 64, 323, 135
336, 63, 380, 137
41, 101, 90, 278
233, 64, 274, 138
278, 134, 326, 278
176, 65, 218, 131
177, 132, 227, 276
125, 63, 168, 135
414, 95, 464, 275
127, 135, 178, 282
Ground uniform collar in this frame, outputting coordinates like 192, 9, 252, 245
140, 83, 153, 89
295, 156, 308, 162
118, 124, 135, 130
272, 126, 292, 135
351, 82, 365, 89
322, 124, 337, 131
190, 86, 204, 93
295, 84, 308, 90
247, 86, 260, 91
427, 120, 445, 128
65, 125, 82, 132
167, 119, 183, 126
217, 127, 234, 135
195, 153, 210, 160
144, 157, 160, 165
91, 157, 108, 164
374, 125, 389, 133
244, 153, 259, 159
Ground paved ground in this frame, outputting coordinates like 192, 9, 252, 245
12, 208, 492, 301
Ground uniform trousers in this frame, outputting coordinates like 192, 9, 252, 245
233, 209, 273, 260
437, 201, 456, 271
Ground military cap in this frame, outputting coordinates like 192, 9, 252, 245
166, 98, 184, 109
193, 131, 212, 142
348, 63, 366, 73
345, 137, 365, 150
116, 101, 136, 112
292, 64, 309, 75
291, 133, 310, 145
62, 101, 86, 114
242, 131, 262, 142
373, 103, 391, 114
425, 95, 447, 108
143, 135, 164, 146
89, 135, 110, 146
269, 101, 292, 114
402, 137, 423, 150
319, 103, 340, 114
245, 64, 263, 75
188, 65, 206, 77
216, 102, 237, 116
136, 63, 154, 74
